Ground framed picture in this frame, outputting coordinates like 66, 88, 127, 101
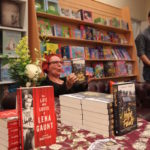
1, 1, 20, 28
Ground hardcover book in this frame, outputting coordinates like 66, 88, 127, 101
17, 86, 56, 150
79, 9, 93, 22
46, 0, 59, 15
46, 43, 60, 55
53, 24, 62, 37
113, 82, 137, 135
1, 1, 20, 28
2, 30, 21, 56
71, 46, 85, 59
72, 59, 86, 83
60, 7, 71, 17
60, 60, 72, 78
37, 17, 53, 36
0, 59, 12, 81
35, 0, 46, 12
104, 62, 116, 77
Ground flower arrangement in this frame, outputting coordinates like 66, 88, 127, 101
8, 36, 42, 87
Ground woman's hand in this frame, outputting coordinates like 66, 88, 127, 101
66, 73, 78, 89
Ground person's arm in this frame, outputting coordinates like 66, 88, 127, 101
135, 33, 150, 66
140, 54, 150, 66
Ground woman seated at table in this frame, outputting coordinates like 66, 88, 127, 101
41, 54, 88, 97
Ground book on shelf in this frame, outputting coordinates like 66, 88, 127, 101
72, 58, 86, 83
2, 30, 21, 57
79, 9, 93, 22
60, 7, 71, 17
70, 10, 81, 20
104, 62, 116, 77
46, 0, 60, 16
115, 61, 127, 76
71, 46, 85, 59
37, 17, 53, 36
113, 82, 137, 136
0, 59, 13, 81
86, 67, 94, 77
93, 62, 105, 78
85, 26, 94, 40
1, 1, 21, 28
61, 26, 70, 38
35, 0, 46, 12
126, 62, 133, 75
53, 24, 62, 37
46, 43, 60, 55
17, 86, 56, 150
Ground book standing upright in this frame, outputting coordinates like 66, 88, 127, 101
17, 86, 56, 150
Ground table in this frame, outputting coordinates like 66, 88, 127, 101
40, 105, 150, 150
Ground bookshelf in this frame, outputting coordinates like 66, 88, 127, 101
0, 0, 28, 103
37, 0, 139, 82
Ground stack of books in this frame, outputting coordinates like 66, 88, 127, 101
0, 109, 19, 150
59, 91, 114, 137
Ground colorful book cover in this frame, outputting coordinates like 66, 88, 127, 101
104, 62, 116, 77
71, 10, 81, 20
17, 86, 56, 150
93, 63, 104, 78
37, 17, 53, 36
61, 46, 71, 59
72, 59, 86, 83
60, 60, 72, 78
115, 61, 127, 76
62, 26, 70, 38
35, 0, 46, 12
79, 9, 93, 22
0, 59, 12, 81
74, 29, 82, 39
60, 7, 71, 17
113, 82, 137, 135
71, 46, 85, 59
86, 67, 94, 77
2, 30, 21, 56
84, 47, 90, 59
46, 43, 60, 55
126, 62, 133, 75
53, 24, 62, 37
85, 26, 94, 40
46, 0, 59, 15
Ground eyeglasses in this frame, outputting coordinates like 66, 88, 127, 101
48, 61, 63, 65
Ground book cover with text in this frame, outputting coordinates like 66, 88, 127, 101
17, 86, 56, 150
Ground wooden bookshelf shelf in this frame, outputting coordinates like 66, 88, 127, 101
0, 26, 27, 32
90, 74, 137, 81
37, 12, 131, 34
0, 81, 15, 85
41, 36, 132, 47
85, 59, 135, 62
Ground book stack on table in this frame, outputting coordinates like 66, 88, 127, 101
0, 109, 19, 150
60, 91, 114, 137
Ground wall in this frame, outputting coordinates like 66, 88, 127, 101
145, 0, 150, 19
94, 0, 147, 21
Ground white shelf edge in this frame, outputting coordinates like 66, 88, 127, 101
0, 81, 16, 85
0, 26, 27, 32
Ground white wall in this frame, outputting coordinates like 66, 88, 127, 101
94, 0, 147, 21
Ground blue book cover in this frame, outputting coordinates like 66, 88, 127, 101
71, 46, 85, 59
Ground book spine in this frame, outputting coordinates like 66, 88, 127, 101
17, 89, 24, 150
113, 85, 120, 135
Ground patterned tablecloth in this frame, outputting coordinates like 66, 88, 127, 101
39, 105, 150, 150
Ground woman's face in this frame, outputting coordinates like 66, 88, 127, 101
48, 56, 63, 77
25, 99, 32, 109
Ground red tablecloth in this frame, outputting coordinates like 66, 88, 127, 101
39, 105, 150, 150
